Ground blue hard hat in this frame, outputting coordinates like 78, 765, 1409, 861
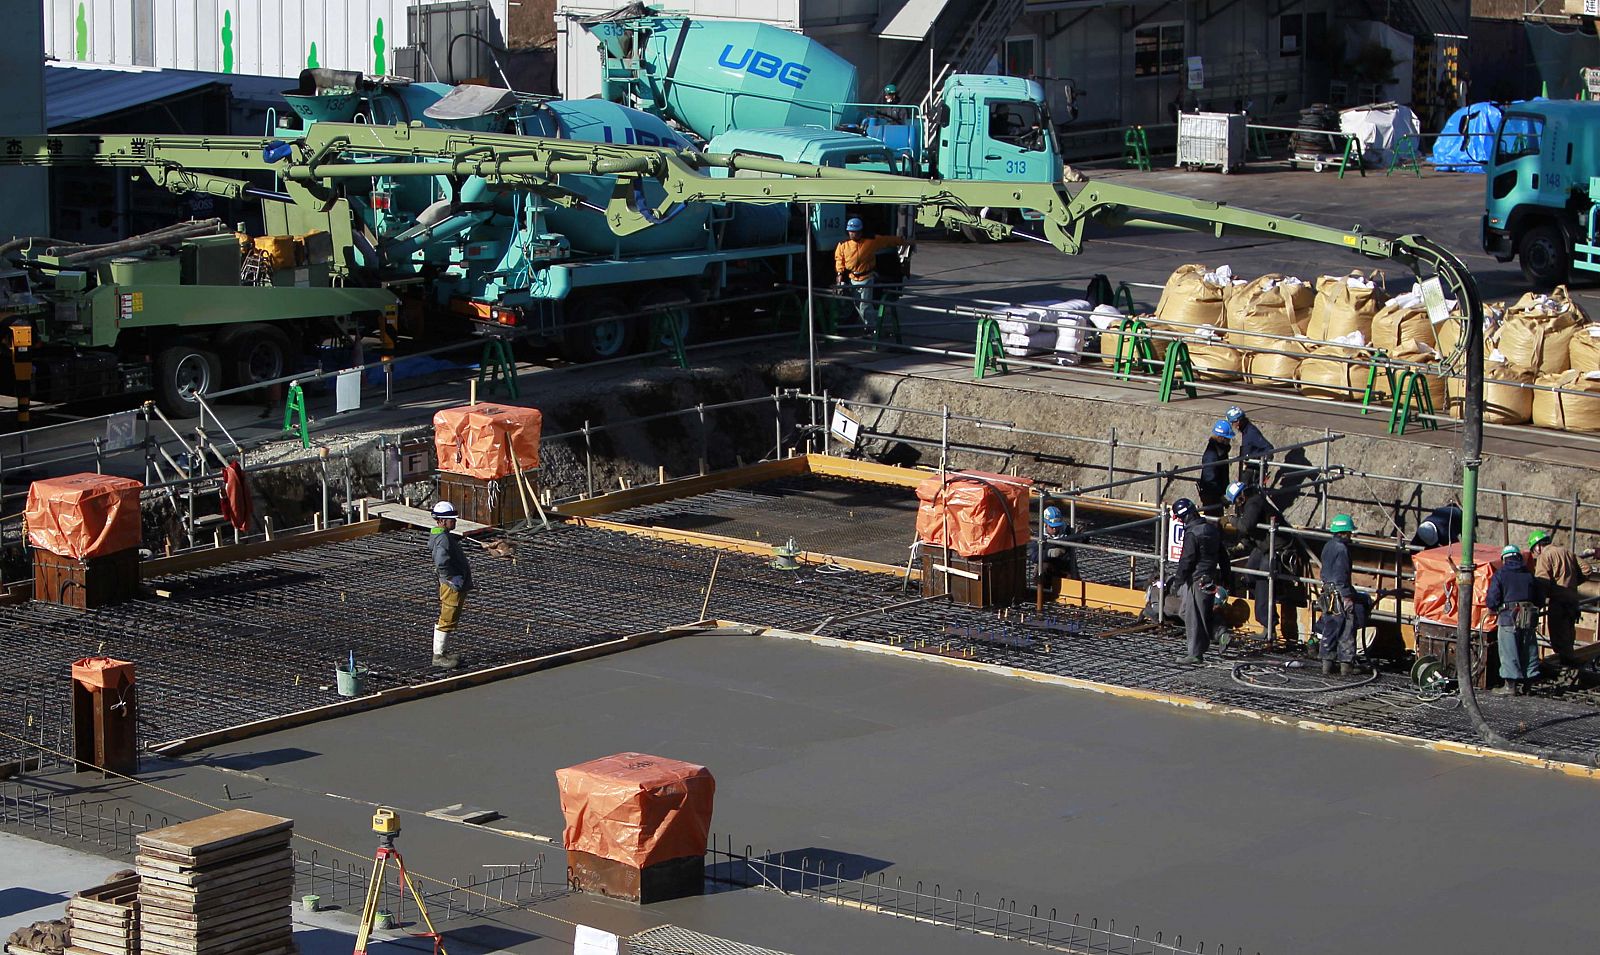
884, 84, 898, 93
1172, 498, 1196, 519
1043, 506, 1065, 529
1211, 419, 1235, 440
1224, 481, 1248, 504
1226, 405, 1244, 424
845, 217, 864, 232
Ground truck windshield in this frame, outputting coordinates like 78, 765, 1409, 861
1495, 115, 1544, 163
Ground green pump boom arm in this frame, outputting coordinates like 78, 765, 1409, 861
0, 123, 1479, 313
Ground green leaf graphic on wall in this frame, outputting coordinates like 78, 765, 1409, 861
307, 42, 319, 69
221, 10, 235, 73
373, 18, 386, 75
74, 2, 87, 60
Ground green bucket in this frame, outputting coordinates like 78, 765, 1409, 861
335, 664, 369, 697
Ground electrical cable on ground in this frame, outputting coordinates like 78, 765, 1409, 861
0, 729, 585, 941
1230, 661, 1380, 693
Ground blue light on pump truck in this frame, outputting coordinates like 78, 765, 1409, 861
1481, 100, 1600, 287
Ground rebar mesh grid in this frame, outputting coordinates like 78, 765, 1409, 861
3, 522, 1600, 768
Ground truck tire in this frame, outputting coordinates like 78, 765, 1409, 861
219, 324, 293, 388
561, 296, 634, 362
1519, 224, 1569, 288
155, 344, 222, 418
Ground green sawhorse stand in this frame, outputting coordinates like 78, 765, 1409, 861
1335, 136, 1366, 179
1385, 134, 1423, 178
1124, 127, 1152, 171
282, 382, 309, 449
1386, 369, 1439, 434
477, 338, 520, 398
1158, 340, 1198, 402
652, 310, 690, 369
1249, 125, 1271, 161
1359, 352, 1395, 415
974, 317, 1009, 380
1112, 318, 1156, 379
1113, 282, 1136, 315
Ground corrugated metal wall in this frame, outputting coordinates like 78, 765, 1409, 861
43, 0, 509, 78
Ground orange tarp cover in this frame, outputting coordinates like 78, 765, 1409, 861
914, 470, 1034, 557
25, 474, 143, 559
1412, 544, 1503, 631
433, 403, 542, 480
71, 657, 134, 691
556, 752, 715, 868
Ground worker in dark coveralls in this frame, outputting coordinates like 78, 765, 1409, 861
1529, 530, 1583, 667
430, 500, 472, 670
1197, 419, 1234, 514
1172, 497, 1231, 665
1319, 514, 1360, 676
1487, 543, 1542, 695
1226, 481, 1303, 649
1035, 505, 1079, 599
1225, 406, 1273, 485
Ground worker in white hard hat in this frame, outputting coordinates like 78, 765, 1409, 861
430, 500, 472, 670
835, 217, 911, 329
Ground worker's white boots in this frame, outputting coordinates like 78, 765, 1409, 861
432, 627, 460, 670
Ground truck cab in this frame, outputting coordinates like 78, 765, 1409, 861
1482, 100, 1600, 286
929, 75, 1061, 184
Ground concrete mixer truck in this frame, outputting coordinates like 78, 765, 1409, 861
583, 16, 1063, 242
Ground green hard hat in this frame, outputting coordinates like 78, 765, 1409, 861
1528, 530, 1552, 548
1328, 514, 1356, 534
1502, 544, 1521, 558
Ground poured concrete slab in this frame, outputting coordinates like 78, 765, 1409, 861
103, 631, 1600, 954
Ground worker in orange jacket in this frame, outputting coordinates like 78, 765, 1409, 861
835, 218, 911, 328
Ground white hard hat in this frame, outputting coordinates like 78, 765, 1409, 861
432, 501, 459, 519
1416, 521, 1438, 547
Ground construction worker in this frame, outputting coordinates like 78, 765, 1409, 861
881, 84, 900, 105
835, 218, 911, 328
1318, 514, 1360, 676
1529, 530, 1582, 668
1035, 505, 1079, 599
1197, 419, 1234, 513
1412, 503, 1463, 548
1226, 481, 1304, 649
1172, 497, 1231, 665
430, 500, 472, 670
1225, 406, 1273, 485
1487, 543, 1542, 695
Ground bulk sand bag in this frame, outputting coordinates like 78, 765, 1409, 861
1370, 285, 1439, 352
1225, 274, 1308, 349
1242, 337, 1310, 387
1153, 264, 1240, 357
1297, 331, 1371, 400
1306, 272, 1385, 343
1570, 324, 1600, 373
1533, 370, 1600, 432
1434, 302, 1502, 363
1183, 324, 1242, 381
1448, 351, 1536, 425
1495, 287, 1587, 374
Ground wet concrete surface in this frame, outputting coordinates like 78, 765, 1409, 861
51, 631, 1595, 955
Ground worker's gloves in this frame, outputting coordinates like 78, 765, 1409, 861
1212, 586, 1229, 607
447, 576, 467, 591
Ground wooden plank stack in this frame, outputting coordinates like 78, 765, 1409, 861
64, 874, 139, 955
134, 811, 297, 955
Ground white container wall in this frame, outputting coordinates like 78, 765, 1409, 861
44, 0, 508, 78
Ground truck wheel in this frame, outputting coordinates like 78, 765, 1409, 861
1519, 224, 1570, 288
561, 297, 634, 362
155, 344, 222, 418
220, 324, 293, 388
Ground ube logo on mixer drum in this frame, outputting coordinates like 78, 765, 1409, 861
717, 45, 812, 90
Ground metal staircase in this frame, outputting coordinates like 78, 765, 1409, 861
886, 0, 1024, 105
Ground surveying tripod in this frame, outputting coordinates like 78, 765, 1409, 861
352, 808, 448, 955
